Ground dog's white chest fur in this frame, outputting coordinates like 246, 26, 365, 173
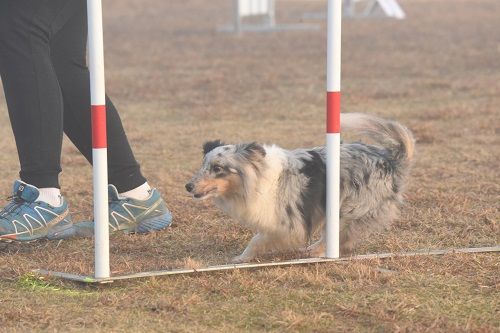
216, 145, 286, 234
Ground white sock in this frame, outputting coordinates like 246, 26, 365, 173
119, 182, 152, 201
37, 188, 63, 207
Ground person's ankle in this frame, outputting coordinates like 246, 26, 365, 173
37, 187, 63, 207
118, 182, 151, 201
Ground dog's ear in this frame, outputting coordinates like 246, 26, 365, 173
237, 142, 266, 160
203, 140, 225, 155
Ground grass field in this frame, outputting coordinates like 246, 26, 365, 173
0, 0, 499, 331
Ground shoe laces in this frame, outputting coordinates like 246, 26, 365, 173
0, 195, 32, 220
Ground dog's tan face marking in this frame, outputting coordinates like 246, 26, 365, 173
190, 178, 218, 199
189, 173, 242, 200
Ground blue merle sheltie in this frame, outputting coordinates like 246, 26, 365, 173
185, 113, 415, 263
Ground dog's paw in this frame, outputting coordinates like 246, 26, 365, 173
230, 255, 250, 264
305, 245, 325, 258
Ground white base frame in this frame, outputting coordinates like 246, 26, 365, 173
34, 246, 500, 284
218, 0, 320, 33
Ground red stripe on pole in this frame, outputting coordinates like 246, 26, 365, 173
91, 105, 107, 148
327, 91, 341, 133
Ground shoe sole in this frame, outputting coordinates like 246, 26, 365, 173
0, 224, 74, 243
136, 211, 173, 233
0, 233, 48, 243
54, 211, 173, 239
47, 223, 77, 240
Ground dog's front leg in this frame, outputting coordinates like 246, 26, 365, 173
231, 233, 271, 263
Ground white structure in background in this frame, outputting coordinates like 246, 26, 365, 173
219, 0, 319, 33
303, 0, 406, 20
345, 0, 405, 19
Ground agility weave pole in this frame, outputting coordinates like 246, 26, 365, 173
34, 246, 500, 284
87, 0, 110, 279
325, 0, 341, 258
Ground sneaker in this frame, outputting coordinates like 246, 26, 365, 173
69, 184, 173, 237
0, 181, 73, 242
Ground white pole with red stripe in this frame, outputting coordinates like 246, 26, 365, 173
87, 0, 110, 279
325, 0, 341, 258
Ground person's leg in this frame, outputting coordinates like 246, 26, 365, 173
0, 0, 65, 189
49, 1, 172, 235
49, 0, 147, 194
0, 0, 75, 241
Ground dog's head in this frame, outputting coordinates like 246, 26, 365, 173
185, 140, 266, 200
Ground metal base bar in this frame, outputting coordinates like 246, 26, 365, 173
34, 246, 500, 284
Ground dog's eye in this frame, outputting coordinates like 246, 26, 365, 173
213, 165, 223, 174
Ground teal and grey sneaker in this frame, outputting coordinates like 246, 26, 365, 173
70, 184, 172, 237
0, 181, 73, 242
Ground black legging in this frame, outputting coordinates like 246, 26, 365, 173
0, 0, 146, 192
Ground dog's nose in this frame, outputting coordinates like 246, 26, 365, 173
185, 182, 194, 192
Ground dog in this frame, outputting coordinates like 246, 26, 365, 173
185, 113, 415, 263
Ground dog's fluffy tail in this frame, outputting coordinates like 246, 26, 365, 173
341, 113, 415, 163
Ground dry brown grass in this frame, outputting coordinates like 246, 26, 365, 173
0, 0, 499, 331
